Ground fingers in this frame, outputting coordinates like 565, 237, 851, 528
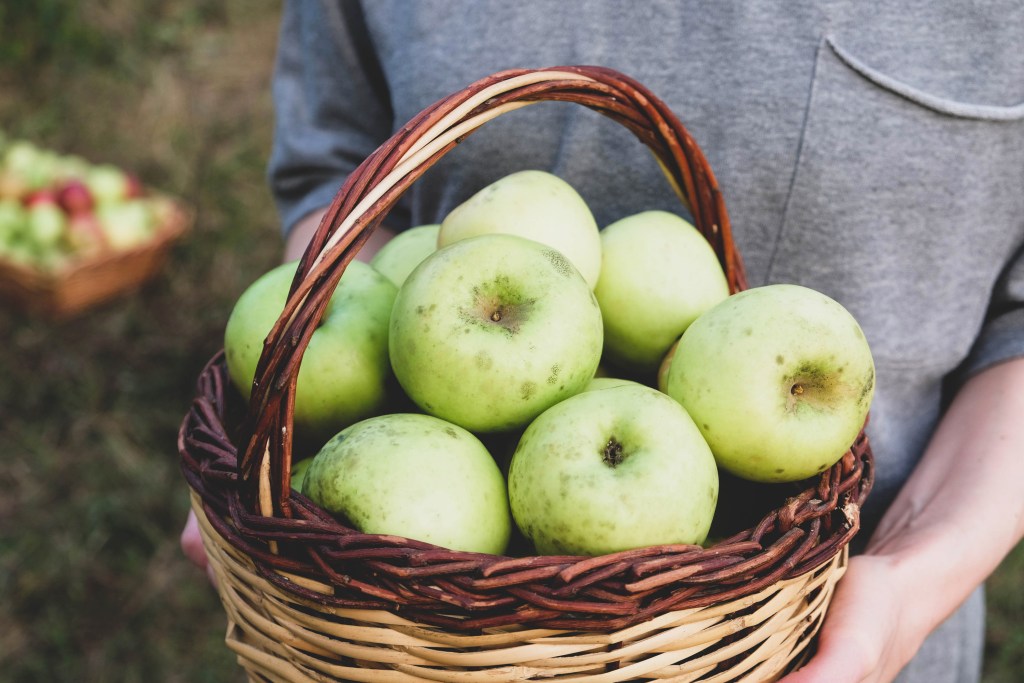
778, 559, 892, 683
180, 509, 218, 586
779, 635, 872, 683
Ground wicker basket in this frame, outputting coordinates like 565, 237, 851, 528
0, 196, 191, 318
179, 66, 874, 682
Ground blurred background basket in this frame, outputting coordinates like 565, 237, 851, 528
0, 196, 192, 318
179, 65, 873, 682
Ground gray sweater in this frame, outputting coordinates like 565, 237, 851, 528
268, 3, 1024, 679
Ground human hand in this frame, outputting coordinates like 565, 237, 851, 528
284, 208, 397, 262
779, 554, 928, 683
785, 358, 1024, 681
180, 509, 217, 586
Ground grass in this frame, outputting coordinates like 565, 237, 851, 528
0, 2, 278, 681
0, 2, 1021, 681
984, 543, 1024, 682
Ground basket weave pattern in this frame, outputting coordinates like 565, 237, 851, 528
180, 66, 873, 681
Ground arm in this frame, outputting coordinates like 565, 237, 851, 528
269, 0, 397, 250
284, 208, 397, 263
782, 355, 1024, 683
183, 2, 395, 571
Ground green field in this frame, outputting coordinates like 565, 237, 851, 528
0, 3, 1020, 681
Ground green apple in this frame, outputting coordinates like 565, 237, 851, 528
3, 140, 57, 191
508, 383, 719, 556
657, 339, 679, 394
438, 170, 603, 288
302, 413, 512, 554
225, 260, 398, 441
666, 284, 875, 483
26, 200, 67, 248
369, 223, 440, 287
594, 211, 730, 375
0, 199, 27, 243
389, 233, 603, 433
96, 199, 156, 250
86, 163, 132, 204
583, 376, 646, 392
290, 457, 313, 492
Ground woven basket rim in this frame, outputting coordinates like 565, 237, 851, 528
179, 65, 874, 633
193, 486, 849, 681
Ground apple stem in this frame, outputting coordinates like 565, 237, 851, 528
791, 383, 804, 396
491, 310, 502, 322
603, 438, 625, 468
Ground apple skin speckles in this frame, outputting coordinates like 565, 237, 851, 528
389, 234, 603, 433
665, 283, 875, 483
509, 384, 718, 556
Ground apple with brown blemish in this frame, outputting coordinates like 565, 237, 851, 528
665, 284, 875, 483
224, 260, 399, 443
388, 233, 603, 433
302, 413, 512, 554
508, 383, 719, 555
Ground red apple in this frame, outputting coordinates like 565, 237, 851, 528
56, 179, 95, 215
67, 211, 107, 255
125, 173, 145, 198
22, 188, 60, 209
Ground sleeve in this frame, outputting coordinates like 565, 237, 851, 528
266, 0, 395, 236
957, 240, 1024, 380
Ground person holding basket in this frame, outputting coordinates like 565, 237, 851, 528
182, 3, 1024, 682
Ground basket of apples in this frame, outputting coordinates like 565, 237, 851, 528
180, 66, 873, 682
0, 134, 191, 317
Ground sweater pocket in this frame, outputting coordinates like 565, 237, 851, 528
824, 36, 1024, 122
767, 34, 1024, 370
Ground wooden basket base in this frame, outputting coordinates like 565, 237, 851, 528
0, 198, 191, 318
193, 495, 844, 683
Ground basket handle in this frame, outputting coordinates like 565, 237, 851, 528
236, 65, 749, 519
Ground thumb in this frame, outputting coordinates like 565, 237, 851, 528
779, 612, 877, 683
780, 642, 868, 683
